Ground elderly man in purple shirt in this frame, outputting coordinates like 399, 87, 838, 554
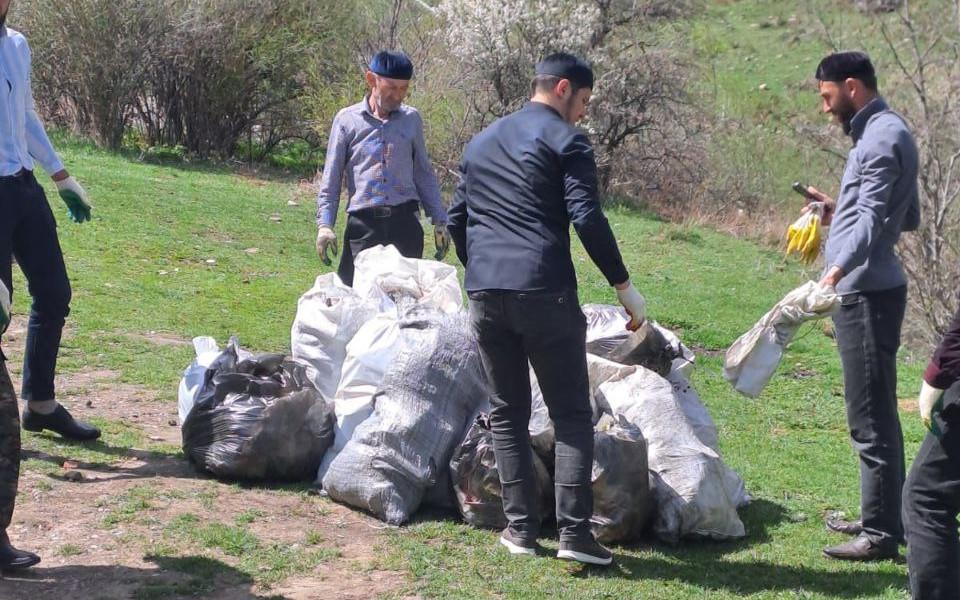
315, 51, 450, 286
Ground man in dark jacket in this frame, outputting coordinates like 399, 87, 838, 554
902, 299, 960, 599
448, 53, 646, 566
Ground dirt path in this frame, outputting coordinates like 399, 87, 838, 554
0, 317, 417, 600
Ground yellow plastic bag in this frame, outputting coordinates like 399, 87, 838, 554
785, 203, 824, 264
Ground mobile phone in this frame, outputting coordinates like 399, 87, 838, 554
792, 181, 816, 200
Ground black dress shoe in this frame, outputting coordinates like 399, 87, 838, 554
826, 517, 863, 536
0, 543, 41, 571
22, 405, 101, 441
823, 534, 898, 562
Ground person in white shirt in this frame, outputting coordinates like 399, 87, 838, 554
0, 3, 100, 455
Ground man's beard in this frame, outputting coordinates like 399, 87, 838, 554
832, 94, 858, 134
0, 12, 6, 29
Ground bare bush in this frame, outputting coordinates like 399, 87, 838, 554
873, 3, 960, 346
16, 0, 354, 158
16, 0, 158, 149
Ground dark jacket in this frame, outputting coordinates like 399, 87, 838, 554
448, 102, 628, 292
925, 298, 960, 390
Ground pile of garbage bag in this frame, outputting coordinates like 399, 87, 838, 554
176, 244, 749, 545
180, 337, 335, 481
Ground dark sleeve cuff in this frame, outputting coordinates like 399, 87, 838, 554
601, 263, 629, 288
924, 361, 956, 390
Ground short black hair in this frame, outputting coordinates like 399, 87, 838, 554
530, 74, 588, 96
815, 51, 878, 91
534, 52, 594, 89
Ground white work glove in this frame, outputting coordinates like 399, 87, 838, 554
919, 381, 946, 435
55, 176, 92, 223
0, 279, 9, 335
316, 226, 338, 266
616, 282, 646, 331
434, 225, 451, 261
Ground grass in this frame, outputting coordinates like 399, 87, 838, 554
162, 513, 340, 589
6, 33, 932, 594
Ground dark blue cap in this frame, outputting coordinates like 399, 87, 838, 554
535, 52, 594, 89
369, 51, 414, 80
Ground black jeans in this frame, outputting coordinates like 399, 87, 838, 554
903, 386, 960, 600
468, 289, 594, 543
0, 170, 72, 402
337, 202, 424, 287
833, 285, 907, 546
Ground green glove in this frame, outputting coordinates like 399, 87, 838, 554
434, 225, 451, 261
0, 279, 10, 335
55, 176, 92, 223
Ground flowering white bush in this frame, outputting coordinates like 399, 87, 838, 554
437, 0, 701, 195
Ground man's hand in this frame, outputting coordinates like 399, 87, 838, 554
316, 226, 339, 266
802, 185, 836, 226
919, 381, 946, 435
434, 225, 451, 261
0, 279, 10, 335
55, 176, 92, 223
819, 265, 844, 289
615, 281, 646, 331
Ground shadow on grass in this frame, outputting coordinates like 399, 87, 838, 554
578, 554, 906, 598
22, 438, 197, 482
0, 555, 284, 600
571, 499, 908, 598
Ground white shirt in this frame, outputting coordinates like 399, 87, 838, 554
0, 26, 63, 177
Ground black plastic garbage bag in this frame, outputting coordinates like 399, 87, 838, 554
322, 312, 489, 524
182, 338, 335, 481
591, 414, 652, 543
450, 414, 553, 530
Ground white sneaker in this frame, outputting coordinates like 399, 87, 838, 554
499, 528, 539, 556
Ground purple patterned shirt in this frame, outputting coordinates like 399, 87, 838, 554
316, 98, 447, 227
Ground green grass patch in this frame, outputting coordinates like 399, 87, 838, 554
58, 543, 84, 557
163, 513, 339, 589
100, 485, 166, 528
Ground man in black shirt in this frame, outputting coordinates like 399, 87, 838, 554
448, 53, 646, 566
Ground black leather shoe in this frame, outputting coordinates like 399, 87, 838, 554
823, 534, 898, 562
22, 405, 101, 441
826, 517, 863, 536
0, 542, 40, 571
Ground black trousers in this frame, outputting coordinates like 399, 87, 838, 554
468, 289, 594, 543
337, 202, 424, 287
0, 170, 72, 402
833, 285, 907, 546
903, 386, 960, 600
0, 359, 20, 533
